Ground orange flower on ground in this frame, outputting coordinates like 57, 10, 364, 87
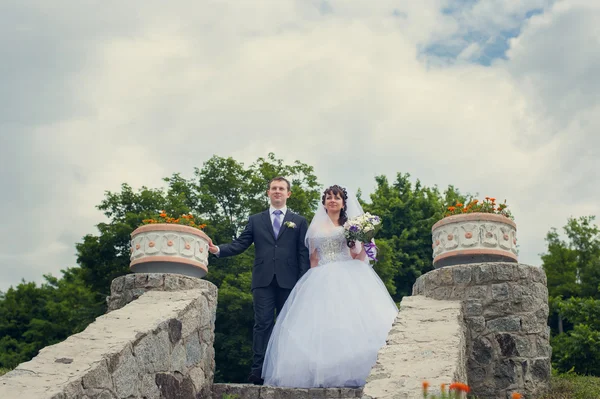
422, 381, 430, 392
511, 393, 522, 399
449, 382, 470, 393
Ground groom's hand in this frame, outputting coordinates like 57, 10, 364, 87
207, 238, 219, 254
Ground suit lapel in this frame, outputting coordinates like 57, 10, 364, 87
261, 211, 276, 241
276, 211, 294, 240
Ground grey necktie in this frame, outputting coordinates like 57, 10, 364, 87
272, 209, 283, 238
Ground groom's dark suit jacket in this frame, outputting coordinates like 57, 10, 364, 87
219, 209, 310, 290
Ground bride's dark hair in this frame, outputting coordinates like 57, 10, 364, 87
321, 185, 348, 226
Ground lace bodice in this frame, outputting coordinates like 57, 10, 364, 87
311, 227, 353, 266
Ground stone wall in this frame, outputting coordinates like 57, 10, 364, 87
412, 262, 550, 398
362, 296, 467, 399
211, 384, 363, 399
0, 278, 218, 399
107, 273, 211, 312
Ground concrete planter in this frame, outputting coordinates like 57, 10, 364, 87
431, 213, 517, 268
130, 224, 210, 278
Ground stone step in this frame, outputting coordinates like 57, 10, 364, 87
211, 383, 363, 399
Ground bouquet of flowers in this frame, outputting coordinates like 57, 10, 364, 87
343, 212, 382, 262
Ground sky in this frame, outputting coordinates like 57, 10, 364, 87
1, 0, 599, 291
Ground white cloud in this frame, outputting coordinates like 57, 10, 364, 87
1, 0, 599, 290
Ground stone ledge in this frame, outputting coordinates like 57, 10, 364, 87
362, 296, 467, 399
211, 383, 363, 399
0, 287, 218, 399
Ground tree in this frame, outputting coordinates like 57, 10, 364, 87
0, 269, 98, 369
542, 216, 600, 375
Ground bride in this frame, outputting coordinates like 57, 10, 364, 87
261, 185, 398, 388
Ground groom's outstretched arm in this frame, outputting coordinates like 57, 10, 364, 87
218, 217, 255, 257
297, 217, 310, 277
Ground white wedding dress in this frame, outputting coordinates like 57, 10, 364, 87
261, 225, 398, 388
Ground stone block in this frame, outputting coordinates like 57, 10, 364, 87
140, 374, 160, 399
112, 347, 140, 398
168, 318, 183, 344
473, 264, 495, 284
471, 336, 494, 365
494, 264, 517, 282
134, 330, 171, 373
438, 267, 454, 286
171, 342, 187, 372
493, 359, 518, 390
185, 333, 202, 367
466, 285, 489, 301
431, 286, 453, 300
516, 265, 530, 280
146, 273, 164, 288
452, 266, 472, 285
82, 360, 113, 390
529, 267, 547, 284
465, 316, 486, 335
486, 316, 521, 333
531, 358, 551, 383
535, 336, 551, 357
308, 388, 327, 399
463, 300, 483, 316
110, 277, 125, 295
122, 274, 136, 290
484, 300, 513, 317
492, 283, 510, 301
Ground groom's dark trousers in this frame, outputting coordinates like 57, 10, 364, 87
217, 209, 310, 380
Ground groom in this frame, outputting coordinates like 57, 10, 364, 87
208, 176, 310, 385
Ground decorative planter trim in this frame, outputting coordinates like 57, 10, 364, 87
432, 212, 517, 268
131, 224, 211, 240
130, 256, 209, 273
433, 249, 518, 263
432, 213, 516, 230
130, 223, 210, 278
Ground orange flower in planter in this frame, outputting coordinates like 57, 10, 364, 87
141, 211, 207, 231
443, 197, 513, 220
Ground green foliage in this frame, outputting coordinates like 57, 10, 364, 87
542, 217, 600, 376
542, 216, 600, 299
539, 371, 600, 399
0, 269, 100, 369
550, 297, 600, 376
0, 367, 9, 376
551, 324, 600, 376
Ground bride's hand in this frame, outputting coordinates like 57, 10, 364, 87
351, 241, 362, 254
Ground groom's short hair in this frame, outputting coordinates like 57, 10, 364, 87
268, 176, 291, 191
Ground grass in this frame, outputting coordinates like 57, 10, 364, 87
0, 368, 10, 377
537, 373, 600, 399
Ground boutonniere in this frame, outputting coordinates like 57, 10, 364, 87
284, 221, 296, 228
